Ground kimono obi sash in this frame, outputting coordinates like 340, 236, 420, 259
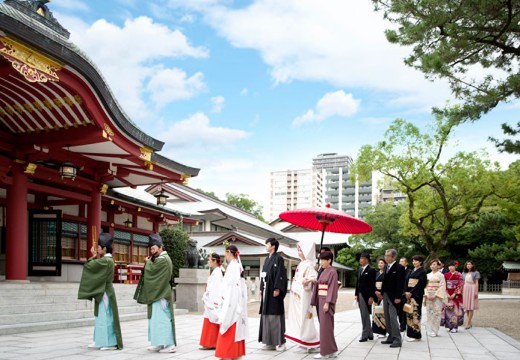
446, 279, 458, 290
408, 278, 419, 288
318, 283, 328, 296
426, 281, 440, 297
375, 281, 383, 290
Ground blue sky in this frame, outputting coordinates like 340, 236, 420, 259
51, 0, 518, 217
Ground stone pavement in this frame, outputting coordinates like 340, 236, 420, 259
1, 309, 520, 360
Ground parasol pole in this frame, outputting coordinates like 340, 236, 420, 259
319, 223, 326, 251
317, 223, 327, 265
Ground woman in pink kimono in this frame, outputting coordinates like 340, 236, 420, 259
285, 241, 319, 351
311, 250, 339, 359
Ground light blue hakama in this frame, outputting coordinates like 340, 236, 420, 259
93, 295, 117, 347
148, 300, 174, 346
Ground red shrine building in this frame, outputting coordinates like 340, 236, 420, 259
0, 0, 199, 281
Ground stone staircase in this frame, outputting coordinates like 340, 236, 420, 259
0, 282, 149, 335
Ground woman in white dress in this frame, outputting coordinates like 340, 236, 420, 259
285, 241, 320, 351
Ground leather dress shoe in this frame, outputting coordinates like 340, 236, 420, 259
368, 336, 374, 340
381, 339, 394, 344
389, 341, 401, 348
359, 338, 368, 342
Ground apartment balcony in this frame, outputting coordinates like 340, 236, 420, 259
358, 194, 373, 201
343, 188, 355, 195
325, 189, 339, 197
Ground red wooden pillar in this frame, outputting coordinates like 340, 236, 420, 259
6, 163, 28, 280
87, 189, 102, 254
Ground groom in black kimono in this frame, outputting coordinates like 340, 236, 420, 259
259, 237, 287, 351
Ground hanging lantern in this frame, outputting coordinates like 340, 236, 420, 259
60, 145, 77, 180
124, 216, 133, 228
59, 160, 77, 180
155, 189, 169, 206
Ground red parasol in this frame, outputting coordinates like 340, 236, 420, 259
279, 204, 372, 250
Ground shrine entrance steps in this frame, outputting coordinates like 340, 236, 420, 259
0, 282, 176, 335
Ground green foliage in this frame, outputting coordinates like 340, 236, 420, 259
373, 0, 520, 153
468, 242, 520, 279
225, 192, 266, 222
353, 115, 501, 260
160, 227, 189, 285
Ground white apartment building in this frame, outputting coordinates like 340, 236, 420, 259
269, 169, 323, 221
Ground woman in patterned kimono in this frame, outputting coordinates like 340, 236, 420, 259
285, 241, 319, 351
442, 261, 464, 333
372, 258, 387, 338
311, 251, 339, 359
424, 259, 447, 337
404, 255, 427, 341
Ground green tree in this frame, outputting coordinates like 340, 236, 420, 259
337, 202, 426, 271
225, 192, 266, 222
160, 227, 189, 285
468, 242, 520, 287
373, 0, 520, 153
494, 160, 520, 245
353, 115, 500, 260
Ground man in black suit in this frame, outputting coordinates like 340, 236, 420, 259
399, 257, 412, 332
355, 252, 376, 342
381, 249, 406, 348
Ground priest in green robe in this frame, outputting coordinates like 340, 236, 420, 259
134, 233, 176, 353
78, 233, 123, 350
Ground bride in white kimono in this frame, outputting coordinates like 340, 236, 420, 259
285, 241, 320, 351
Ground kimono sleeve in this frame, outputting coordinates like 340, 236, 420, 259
78, 257, 109, 302
273, 255, 287, 294
325, 269, 339, 305
219, 266, 240, 334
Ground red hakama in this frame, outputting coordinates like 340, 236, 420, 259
215, 323, 245, 359
200, 318, 220, 348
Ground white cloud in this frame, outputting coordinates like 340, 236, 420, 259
293, 90, 360, 127
160, 112, 250, 147
147, 68, 206, 108
168, 0, 452, 110
62, 16, 208, 120
210, 96, 225, 113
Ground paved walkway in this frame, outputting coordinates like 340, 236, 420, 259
1, 309, 520, 360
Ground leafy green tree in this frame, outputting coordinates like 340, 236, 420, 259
372, 0, 520, 153
225, 192, 266, 222
353, 115, 500, 260
160, 227, 189, 285
340, 202, 426, 265
494, 160, 520, 245
468, 242, 520, 287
